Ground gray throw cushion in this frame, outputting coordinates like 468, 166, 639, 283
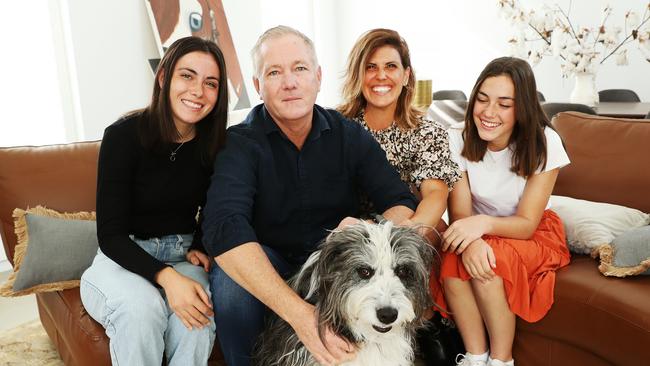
595, 225, 650, 277
12, 213, 98, 291
610, 226, 650, 275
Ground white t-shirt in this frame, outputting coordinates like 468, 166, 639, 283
447, 123, 570, 217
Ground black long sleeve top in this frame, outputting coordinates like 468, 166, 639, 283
96, 113, 210, 284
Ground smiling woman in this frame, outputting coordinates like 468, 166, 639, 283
166, 51, 221, 143
338, 28, 460, 231
77, 36, 229, 366
437, 57, 571, 366
338, 29, 463, 364
472, 75, 517, 152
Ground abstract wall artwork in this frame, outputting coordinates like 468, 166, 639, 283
145, 0, 250, 110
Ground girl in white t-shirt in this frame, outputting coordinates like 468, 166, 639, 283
433, 57, 571, 366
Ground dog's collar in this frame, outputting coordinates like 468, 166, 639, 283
372, 213, 387, 224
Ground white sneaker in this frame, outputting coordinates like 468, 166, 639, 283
455, 353, 488, 366
487, 357, 514, 366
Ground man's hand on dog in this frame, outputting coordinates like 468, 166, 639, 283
336, 216, 362, 229
290, 303, 356, 365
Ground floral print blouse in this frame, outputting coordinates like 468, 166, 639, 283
353, 112, 461, 191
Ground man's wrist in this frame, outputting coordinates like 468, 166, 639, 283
285, 300, 314, 327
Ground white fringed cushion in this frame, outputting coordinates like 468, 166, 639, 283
550, 195, 650, 255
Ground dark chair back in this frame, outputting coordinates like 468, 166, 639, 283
542, 102, 596, 120
537, 91, 546, 102
432, 90, 467, 101
598, 89, 641, 102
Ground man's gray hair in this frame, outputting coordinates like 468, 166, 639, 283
251, 25, 319, 78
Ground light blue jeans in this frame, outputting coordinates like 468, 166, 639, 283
80, 234, 215, 366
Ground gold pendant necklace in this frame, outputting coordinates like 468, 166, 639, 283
169, 127, 195, 162
169, 140, 186, 162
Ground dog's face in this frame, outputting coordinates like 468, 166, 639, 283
296, 222, 434, 343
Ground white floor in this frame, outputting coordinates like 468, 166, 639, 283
0, 270, 40, 332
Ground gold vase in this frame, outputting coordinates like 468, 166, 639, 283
414, 79, 432, 108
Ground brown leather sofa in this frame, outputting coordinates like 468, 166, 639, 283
513, 111, 650, 366
2, 111, 650, 366
0, 142, 224, 366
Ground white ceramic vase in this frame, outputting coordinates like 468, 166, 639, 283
569, 72, 599, 106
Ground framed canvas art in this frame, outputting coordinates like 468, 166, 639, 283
145, 0, 250, 110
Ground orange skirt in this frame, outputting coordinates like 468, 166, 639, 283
430, 210, 570, 323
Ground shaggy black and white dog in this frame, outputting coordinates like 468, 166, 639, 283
253, 221, 435, 366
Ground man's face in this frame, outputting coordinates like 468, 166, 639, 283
254, 34, 322, 129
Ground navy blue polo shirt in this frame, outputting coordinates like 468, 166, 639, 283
202, 104, 416, 264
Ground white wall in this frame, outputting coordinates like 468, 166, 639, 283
331, 0, 650, 104
65, 0, 159, 140
0, 3, 67, 147
508, 0, 650, 102
12, 0, 650, 142
221, 0, 262, 110
331, 0, 512, 104
224, 0, 650, 108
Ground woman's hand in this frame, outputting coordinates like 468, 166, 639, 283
336, 216, 362, 229
156, 267, 214, 330
442, 215, 491, 254
186, 249, 211, 272
461, 239, 496, 283
399, 218, 442, 246
289, 303, 356, 366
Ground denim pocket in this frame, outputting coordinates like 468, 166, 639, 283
180, 237, 193, 253
169, 234, 194, 263
130, 235, 159, 258
129, 234, 194, 263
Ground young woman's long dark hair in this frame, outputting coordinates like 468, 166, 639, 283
138, 36, 229, 168
462, 57, 554, 177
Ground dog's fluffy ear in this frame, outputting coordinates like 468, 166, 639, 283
291, 250, 321, 303
291, 224, 364, 304
404, 224, 436, 269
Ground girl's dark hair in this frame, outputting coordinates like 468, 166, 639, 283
462, 56, 554, 177
138, 36, 229, 167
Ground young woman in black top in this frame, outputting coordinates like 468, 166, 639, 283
80, 36, 228, 366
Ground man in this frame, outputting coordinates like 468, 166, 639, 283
202, 26, 417, 366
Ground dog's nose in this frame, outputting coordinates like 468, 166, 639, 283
376, 307, 398, 324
